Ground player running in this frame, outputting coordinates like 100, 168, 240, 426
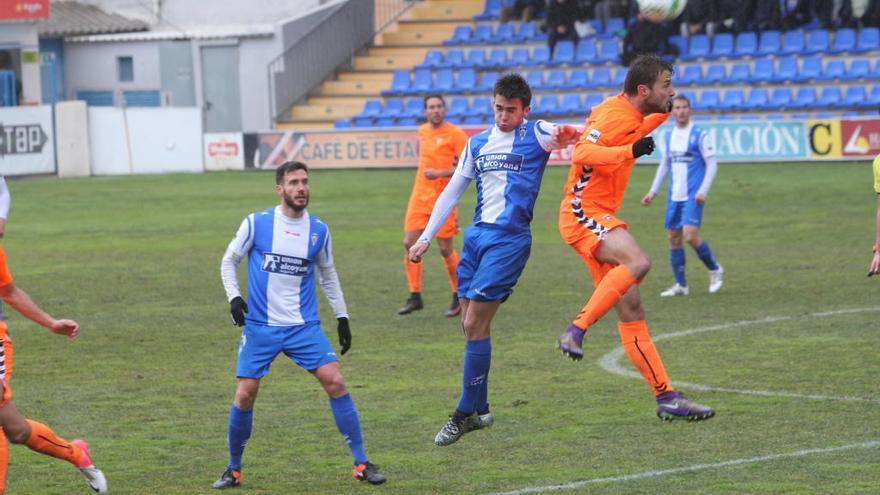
409, 74, 580, 445
641, 94, 723, 296
213, 161, 385, 488
556, 55, 715, 422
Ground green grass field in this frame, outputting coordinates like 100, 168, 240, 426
3, 162, 878, 494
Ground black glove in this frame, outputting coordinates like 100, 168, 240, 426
632, 137, 656, 158
230, 296, 248, 326
337, 317, 352, 355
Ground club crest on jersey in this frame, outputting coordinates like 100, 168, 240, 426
519, 126, 527, 138
586, 128, 601, 143
475, 152, 523, 173
311, 233, 319, 246
262, 252, 310, 276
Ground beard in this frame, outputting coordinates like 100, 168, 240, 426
283, 192, 308, 212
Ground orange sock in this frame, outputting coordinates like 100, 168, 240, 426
0, 428, 7, 494
24, 420, 82, 467
573, 265, 638, 330
618, 321, 672, 395
442, 250, 459, 293
404, 254, 423, 293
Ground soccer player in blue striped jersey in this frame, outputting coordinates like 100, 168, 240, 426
641, 95, 723, 296
213, 161, 385, 488
409, 73, 580, 446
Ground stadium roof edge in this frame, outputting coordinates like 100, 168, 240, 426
38, 1, 149, 38
64, 24, 275, 43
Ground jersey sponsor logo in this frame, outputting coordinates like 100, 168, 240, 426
669, 151, 695, 163
586, 128, 601, 143
284, 230, 301, 237
262, 252, 310, 276
475, 152, 523, 173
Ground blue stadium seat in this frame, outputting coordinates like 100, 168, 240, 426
781, 29, 805, 55
843, 86, 867, 107
352, 116, 373, 127
383, 70, 410, 96
602, 17, 625, 37
819, 60, 845, 81
568, 69, 589, 88
381, 99, 404, 118
398, 116, 418, 126
856, 27, 880, 53
677, 90, 697, 106
546, 69, 568, 89
751, 58, 774, 83
403, 98, 423, 118
829, 28, 856, 53
871, 60, 880, 80
434, 69, 455, 92
519, 21, 546, 42
551, 40, 576, 65
841, 111, 861, 117
445, 25, 472, 45
720, 88, 745, 110
590, 67, 611, 88
686, 34, 711, 59
696, 89, 720, 111
846, 59, 871, 80
717, 114, 737, 121
474, 0, 503, 20
486, 47, 508, 68
804, 29, 829, 54
560, 93, 582, 113
510, 47, 531, 66
473, 24, 494, 44
466, 48, 488, 68
745, 88, 769, 110
492, 23, 517, 43
471, 97, 492, 117
526, 71, 545, 90
867, 85, 880, 106
597, 39, 620, 63
584, 93, 604, 112
705, 63, 727, 84
575, 39, 598, 64
728, 63, 750, 84
770, 87, 792, 109
536, 95, 560, 115
818, 86, 842, 107
775, 57, 798, 82
447, 97, 470, 118
445, 49, 465, 69
334, 119, 352, 129
792, 87, 817, 108
530, 46, 551, 65
445, 116, 462, 125
765, 113, 786, 120
360, 100, 382, 118
679, 65, 703, 85
410, 69, 433, 94
418, 50, 445, 69
477, 72, 498, 92
734, 32, 758, 57
375, 117, 395, 128
611, 67, 627, 86
757, 31, 781, 55
711, 33, 734, 58
463, 115, 485, 125
798, 56, 821, 81
668, 35, 688, 57
456, 68, 477, 92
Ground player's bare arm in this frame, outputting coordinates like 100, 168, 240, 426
0, 283, 79, 340
641, 191, 656, 206
550, 124, 581, 149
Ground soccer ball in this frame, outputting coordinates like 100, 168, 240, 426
637, 0, 688, 22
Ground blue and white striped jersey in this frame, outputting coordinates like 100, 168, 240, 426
221, 206, 347, 327
457, 119, 558, 232
652, 122, 717, 202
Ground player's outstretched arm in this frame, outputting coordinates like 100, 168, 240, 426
549, 124, 581, 149
410, 171, 471, 262
0, 283, 79, 340
871, 195, 880, 277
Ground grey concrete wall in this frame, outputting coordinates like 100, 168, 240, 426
238, 35, 283, 131
64, 41, 161, 99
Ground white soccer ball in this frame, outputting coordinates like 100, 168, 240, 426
637, 0, 688, 22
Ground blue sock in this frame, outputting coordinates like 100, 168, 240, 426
330, 394, 368, 464
456, 338, 492, 415
670, 247, 687, 287
227, 405, 253, 471
695, 241, 719, 271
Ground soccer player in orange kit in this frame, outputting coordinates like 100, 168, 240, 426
0, 243, 107, 493
399, 95, 469, 317
556, 54, 715, 421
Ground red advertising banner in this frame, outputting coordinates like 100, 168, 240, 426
841, 118, 880, 157
0, 0, 49, 20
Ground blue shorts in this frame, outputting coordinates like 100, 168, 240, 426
457, 226, 531, 301
236, 321, 337, 378
665, 200, 705, 230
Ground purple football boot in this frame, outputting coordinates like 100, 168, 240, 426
557, 323, 585, 361
656, 391, 716, 421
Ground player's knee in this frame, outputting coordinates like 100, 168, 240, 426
628, 253, 651, 279
322, 373, 347, 397
234, 389, 258, 409
4, 425, 28, 444
683, 231, 700, 246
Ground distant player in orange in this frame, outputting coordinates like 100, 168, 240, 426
556, 54, 715, 421
399, 95, 468, 317
870, 153, 880, 276
0, 243, 106, 493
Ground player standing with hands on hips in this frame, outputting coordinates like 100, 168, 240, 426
213, 161, 385, 489
556, 55, 715, 421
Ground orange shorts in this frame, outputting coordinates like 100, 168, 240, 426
404, 198, 459, 239
0, 323, 11, 407
560, 210, 627, 286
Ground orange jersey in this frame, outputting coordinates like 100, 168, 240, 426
0, 245, 11, 289
411, 122, 468, 200
559, 94, 668, 243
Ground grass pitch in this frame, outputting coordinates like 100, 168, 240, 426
3, 162, 878, 494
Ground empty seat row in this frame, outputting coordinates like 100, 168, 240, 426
672, 27, 880, 60
445, 22, 546, 45
678, 85, 880, 111
678, 57, 880, 85
419, 39, 620, 71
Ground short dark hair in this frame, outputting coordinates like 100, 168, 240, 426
493, 73, 532, 107
673, 94, 690, 105
276, 161, 308, 184
423, 94, 445, 109
624, 54, 674, 96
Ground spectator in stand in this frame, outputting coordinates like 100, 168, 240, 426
864, 0, 880, 26
715, 0, 753, 32
547, 0, 580, 56
623, 14, 677, 66
500, 0, 546, 23
594, 0, 629, 28
682, 0, 719, 36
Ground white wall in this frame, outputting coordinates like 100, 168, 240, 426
238, 34, 282, 131
79, 0, 325, 26
0, 23, 42, 104
64, 41, 161, 99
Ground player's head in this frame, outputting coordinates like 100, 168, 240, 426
424, 95, 447, 126
275, 161, 309, 212
493, 73, 531, 132
624, 54, 675, 115
671, 95, 691, 126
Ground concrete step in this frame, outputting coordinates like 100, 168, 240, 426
380, 29, 451, 46
404, 0, 482, 21
353, 54, 424, 70
307, 96, 368, 107
337, 71, 394, 82
276, 120, 335, 129
290, 104, 362, 120
320, 79, 389, 96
